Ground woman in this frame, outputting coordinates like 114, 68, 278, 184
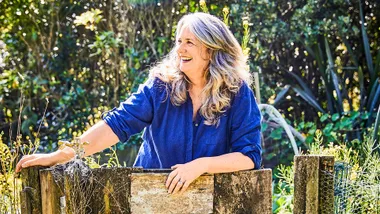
16, 12, 262, 195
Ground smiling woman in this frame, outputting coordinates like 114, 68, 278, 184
176, 27, 210, 84
16, 12, 262, 195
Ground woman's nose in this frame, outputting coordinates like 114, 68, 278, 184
177, 44, 186, 54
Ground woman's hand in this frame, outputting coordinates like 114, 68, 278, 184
15, 148, 74, 173
165, 158, 209, 194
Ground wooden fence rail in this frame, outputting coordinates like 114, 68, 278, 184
20, 155, 335, 213
21, 167, 272, 214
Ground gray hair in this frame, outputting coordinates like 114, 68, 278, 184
151, 12, 251, 125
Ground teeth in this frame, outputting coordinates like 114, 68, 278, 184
181, 57, 192, 60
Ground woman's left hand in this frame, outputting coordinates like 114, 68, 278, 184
165, 158, 208, 194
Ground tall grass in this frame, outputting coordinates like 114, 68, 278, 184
0, 90, 47, 213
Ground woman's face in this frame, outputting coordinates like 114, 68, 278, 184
176, 27, 210, 80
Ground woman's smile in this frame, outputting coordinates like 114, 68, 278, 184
176, 27, 210, 79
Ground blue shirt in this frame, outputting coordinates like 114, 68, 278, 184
102, 78, 262, 169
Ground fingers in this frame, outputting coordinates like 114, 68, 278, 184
15, 154, 53, 173
179, 181, 190, 194
172, 179, 186, 194
165, 170, 178, 188
166, 165, 190, 194
21, 158, 42, 169
167, 174, 181, 193
171, 164, 179, 169
16, 155, 35, 173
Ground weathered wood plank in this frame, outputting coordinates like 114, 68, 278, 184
294, 155, 335, 214
214, 169, 272, 214
40, 168, 65, 214
20, 166, 44, 214
22, 166, 274, 214
294, 155, 320, 214
130, 173, 214, 214
88, 168, 134, 214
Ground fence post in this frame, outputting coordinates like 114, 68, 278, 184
293, 155, 335, 214
20, 166, 44, 214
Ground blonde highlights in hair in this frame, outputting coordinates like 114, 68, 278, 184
150, 12, 252, 125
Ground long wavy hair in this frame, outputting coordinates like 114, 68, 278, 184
150, 12, 252, 125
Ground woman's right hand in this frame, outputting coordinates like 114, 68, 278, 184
16, 148, 75, 173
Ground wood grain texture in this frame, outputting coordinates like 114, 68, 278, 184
214, 169, 272, 214
294, 155, 335, 214
131, 173, 214, 214
20, 166, 44, 214
88, 168, 134, 214
40, 169, 64, 214
22, 167, 273, 214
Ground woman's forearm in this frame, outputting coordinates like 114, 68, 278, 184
196, 152, 255, 174
16, 121, 120, 172
58, 121, 119, 160
80, 120, 120, 156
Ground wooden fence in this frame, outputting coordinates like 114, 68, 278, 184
20, 155, 334, 214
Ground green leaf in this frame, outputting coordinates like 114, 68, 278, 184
372, 103, 380, 143
305, 122, 315, 128
330, 69, 344, 113
298, 122, 305, 129
350, 111, 359, 120
292, 87, 326, 114
270, 128, 283, 140
332, 113, 340, 122
286, 70, 315, 98
306, 136, 314, 144
358, 66, 365, 111
340, 118, 352, 129
273, 85, 290, 106
323, 123, 334, 135
374, 49, 380, 80
361, 112, 369, 120
320, 114, 329, 122
359, 0, 374, 81
367, 78, 379, 110
367, 83, 380, 125
340, 34, 358, 67
32, 31, 38, 41
308, 127, 316, 135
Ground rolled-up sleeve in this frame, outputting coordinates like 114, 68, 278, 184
230, 83, 262, 169
102, 79, 155, 142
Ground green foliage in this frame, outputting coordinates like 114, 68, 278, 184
253, 0, 380, 143
309, 130, 380, 213
274, 128, 380, 213
373, 105, 380, 144
0, 0, 278, 151
298, 111, 370, 144
0, 0, 187, 149
0, 132, 40, 212
273, 164, 294, 214
0, 0, 379, 196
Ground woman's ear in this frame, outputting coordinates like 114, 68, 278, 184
207, 49, 212, 60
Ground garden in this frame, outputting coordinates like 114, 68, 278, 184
0, 0, 379, 213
